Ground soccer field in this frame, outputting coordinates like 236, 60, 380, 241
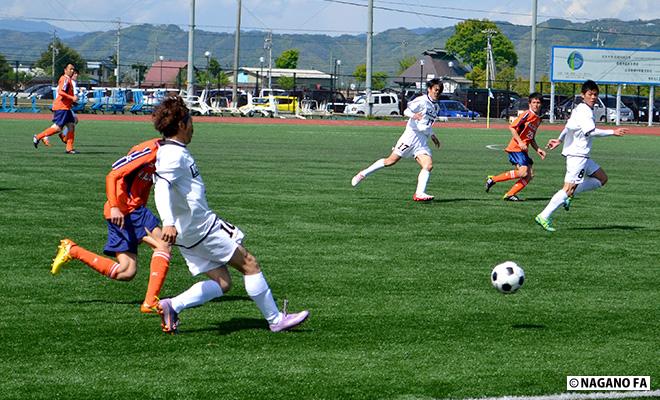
0, 119, 657, 400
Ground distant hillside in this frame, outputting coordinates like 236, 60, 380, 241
0, 19, 82, 38
1, 18, 658, 80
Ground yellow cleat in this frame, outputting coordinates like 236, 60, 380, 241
51, 239, 75, 275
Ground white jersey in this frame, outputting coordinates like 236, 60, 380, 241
559, 103, 614, 158
154, 139, 217, 248
404, 94, 442, 138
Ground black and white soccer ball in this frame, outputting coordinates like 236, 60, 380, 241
491, 261, 525, 294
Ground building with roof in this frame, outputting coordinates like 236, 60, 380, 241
227, 67, 331, 92
143, 60, 190, 88
396, 48, 472, 94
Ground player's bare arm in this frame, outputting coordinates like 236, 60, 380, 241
614, 128, 628, 136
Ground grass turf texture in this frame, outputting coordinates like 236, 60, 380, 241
0, 119, 657, 400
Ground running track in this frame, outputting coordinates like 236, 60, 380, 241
3, 112, 659, 135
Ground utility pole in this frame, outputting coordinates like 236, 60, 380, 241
529, 0, 538, 94
264, 31, 272, 90
187, 0, 196, 98
51, 29, 58, 86
366, 0, 373, 117
116, 18, 121, 88
592, 27, 605, 47
483, 29, 497, 89
232, 0, 241, 104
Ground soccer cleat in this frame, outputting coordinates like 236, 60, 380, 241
485, 176, 495, 192
140, 302, 159, 314
412, 193, 434, 202
563, 196, 572, 211
33, 135, 39, 148
534, 214, 556, 232
503, 194, 523, 201
351, 173, 365, 187
158, 298, 179, 334
65, 150, 78, 154
269, 310, 310, 332
51, 239, 75, 274
43, 137, 51, 147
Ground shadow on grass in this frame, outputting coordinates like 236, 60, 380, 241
0, 187, 19, 191
511, 323, 546, 330
180, 317, 266, 335
572, 225, 647, 231
70, 294, 250, 307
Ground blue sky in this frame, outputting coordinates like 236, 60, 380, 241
2, 0, 659, 35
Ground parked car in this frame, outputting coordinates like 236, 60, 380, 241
599, 95, 634, 122
344, 92, 400, 116
559, 95, 633, 122
455, 88, 519, 119
437, 100, 479, 118
638, 99, 660, 122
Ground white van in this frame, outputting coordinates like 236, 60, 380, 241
344, 92, 400, 116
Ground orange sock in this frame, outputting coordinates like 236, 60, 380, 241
143, 251, 171, 306
36, 126, 60, 141
70, 245, 121, 279
505, 178, 529, 197
65, 128, 75, 152
492, 170, 523, 183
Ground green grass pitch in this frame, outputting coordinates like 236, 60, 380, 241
0, 119, 657, 399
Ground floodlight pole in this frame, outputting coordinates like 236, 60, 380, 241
366, 0, 373, 117
232, 0, 242, 106
529, 0, 537, 94
187, 0, 195, 98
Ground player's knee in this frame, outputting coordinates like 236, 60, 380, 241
217, 276, 232, 293
424, 164, 433, 172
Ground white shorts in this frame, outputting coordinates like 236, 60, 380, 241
392, 130, 431, 159
564, 156, 601, 184
178, 217, 245, 276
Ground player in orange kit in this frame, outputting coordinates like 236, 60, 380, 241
33, 63, 78, 153
50, 138, 171, 313
485, 92, 546, 201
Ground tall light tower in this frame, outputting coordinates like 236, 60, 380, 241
204, 51, 211, 91
529, 0, 538, 94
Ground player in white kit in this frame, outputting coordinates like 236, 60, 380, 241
535, 80, 627, 232
152, 96, 309, 334
351, 78, 443, 201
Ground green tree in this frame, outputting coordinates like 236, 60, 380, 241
216, 71, 229, 87
277, 76, 295, 90
131, 63, 148, 87
35, 39, 86, 80
397, 56, 417, 75
445, 19, 517, 73
353, 64, 389, 90
0, 53, 12, 89
275, 49, 299, 69
208, 58, 222, 77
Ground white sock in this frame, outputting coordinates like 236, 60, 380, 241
244, 272, 281, 324
574, 177, 602, 195
171, 280, 223, 314
361, 158, 385, 177
416, 169, 430, 195
539, 190, 568, 219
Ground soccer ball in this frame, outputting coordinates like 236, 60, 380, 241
491, 261, 525, 294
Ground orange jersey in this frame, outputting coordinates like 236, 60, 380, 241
505, 110, 542, 153
103, 139, 160, 219
52, 75, 75, 110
